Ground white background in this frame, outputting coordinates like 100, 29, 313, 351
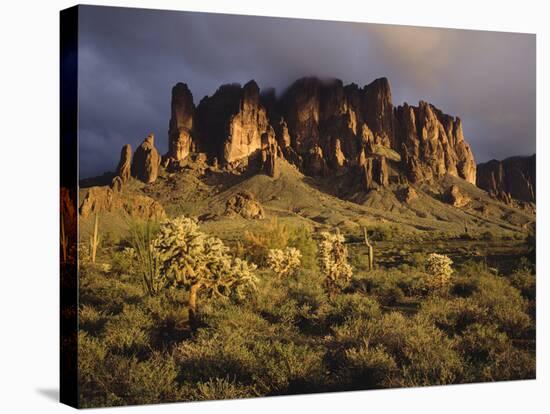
0, 0, 547, 412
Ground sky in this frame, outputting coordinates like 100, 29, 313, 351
77, 5, 536, 178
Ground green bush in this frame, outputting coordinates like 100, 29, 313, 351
326, 294, 381, 326
510, 268, 536, 301
472, 274, 531, 336
79, 305, 107, 335
369, 226, 399, 241
365, 312, 463, 387
418, 296, 487, 335
353, 268, 427, 300
176, 303, 325, 395
79, 351, 183, 407
181, 377, 258, 401
458, 323, 535, 382
102, 304, 153, 356
340, 340, 397, 389
79, 270, 144, 314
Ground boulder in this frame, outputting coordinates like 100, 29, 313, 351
224, 191, 264, 219
447, 184, 471, 208
400, 185, 418, 204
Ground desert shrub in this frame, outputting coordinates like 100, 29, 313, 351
289, 225, 318, 270
79, 271, 144, 314
111, 247, 137, 276
458, 323, 535, 382
102, 304, 153, 356
80, 351, 183, 407
457, 259, 490, 277
425, 253, 453, 293
330, 312, 462, 387
176, 303, 325, 395
418, 297, 488, 335
273, 271, 329, 334
143, 295, 190, 349
369, 225, 399, 241
451, 275, 478, 297
331, 317, 373, 348
181, 377, 258, 401
318, 230, 353, 295
78, 331, 110, 406
510, 260, 536, 301
243, 219, 316, 268
79, 305, 107, 335
326, 294, 381, 326
176, 309, 272, 384
267, 247, 302, 279
409, 252, 427, 270
481, 230, 496, 241
243, 218, 292, 265
339, 340, 398, 389
252, 340, 325, 394
365, 312, 463, 386
352, 270, 421, 305
471, 274, 531, 336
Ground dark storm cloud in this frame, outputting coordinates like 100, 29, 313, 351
77, 5, 535, 178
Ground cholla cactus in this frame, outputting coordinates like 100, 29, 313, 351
267, 247, 302, 278
152, 216, 258, 327
318, 231, 353, 294
425, 253, 453, 292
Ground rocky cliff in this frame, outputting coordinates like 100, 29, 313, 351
477, 155, 535, 203
114, 76, 477, 190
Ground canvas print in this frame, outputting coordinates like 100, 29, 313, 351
60, 5, 536, 408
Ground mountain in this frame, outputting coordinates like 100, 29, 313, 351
151, 76, 476, 190
476, 155, 536, 205
78, 76, 534, 240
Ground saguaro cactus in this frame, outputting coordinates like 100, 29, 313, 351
363, 226, 374, 271
90, 214, 100, 263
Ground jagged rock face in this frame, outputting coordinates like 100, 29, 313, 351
280, 78, 362, 174
395, 102, 476, 184
168, 83, 195, 161
259, 128, 279, 178
115, 144, 132, 182
197, 80, 270, 164
79, 186, 165, 219
158, 76, 478, 193
362, 77, 394, 147
131, 134, 161, 183
361, 156, 389, 190
477, 155, 535, 203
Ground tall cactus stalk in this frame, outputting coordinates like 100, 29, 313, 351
363, 226, 374, 271
90, 214, 100, 263
61, 214, 68, 263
